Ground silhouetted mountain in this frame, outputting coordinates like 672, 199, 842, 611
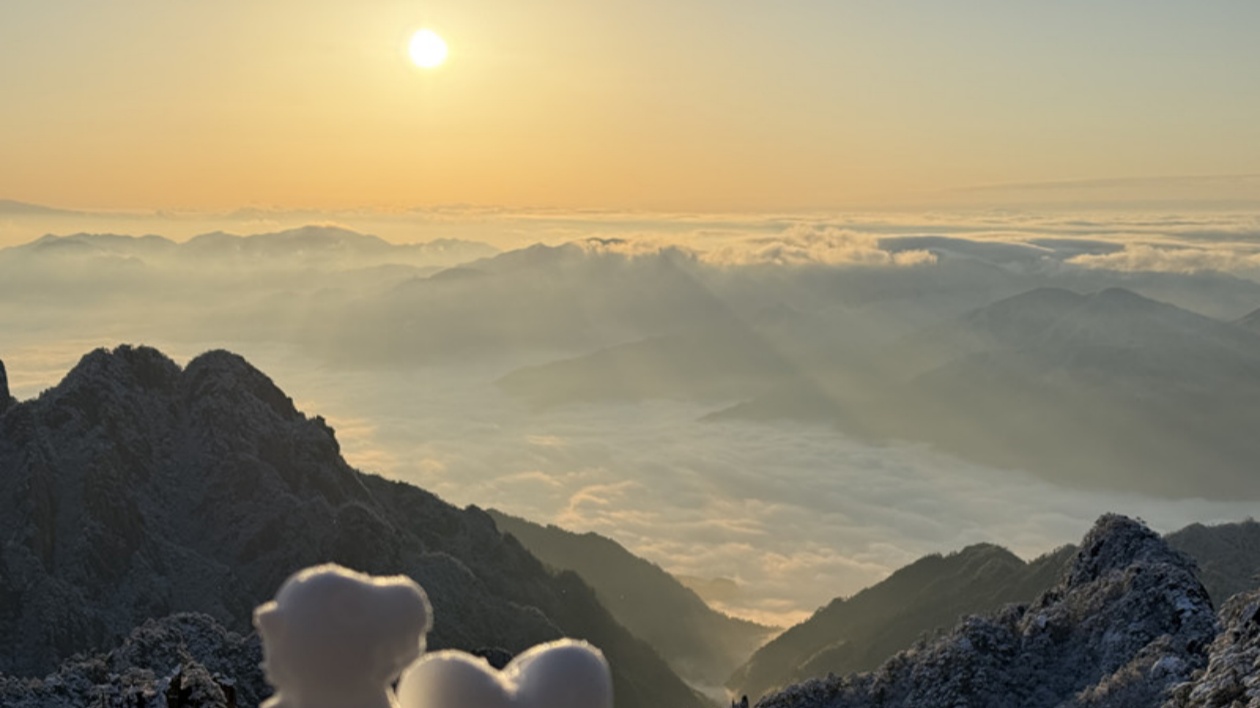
722, 287, 1260, 498
1167, 520, 1260, 606
332, 242, 740, 366
487, 509, 776, 689
0, 199, 82, 216
730, 518, 1260, 703
497, 323, 802, 406
729, 543, 1074, 701
0, 346, 704, 708
759, 515, 1219, 708
6, 226, 495, 270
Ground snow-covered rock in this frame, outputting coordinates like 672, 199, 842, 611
1168, 589, 1260, 707
0, 345, 702, 708
757, 514, 1218, 708
0, 613, 262, 707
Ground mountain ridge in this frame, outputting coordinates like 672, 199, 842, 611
758, 515, 1219, 708
0, 345, 704, 708
487, 509, 776, 691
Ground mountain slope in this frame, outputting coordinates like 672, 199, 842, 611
0, 346, 704, 708
723, 287, 1260, 498
1167, 519, 1260, 606
731, 519, 1260, 703
487, 509, 776, 689
758, 515, 1218, 708
728, 543, 1074, 701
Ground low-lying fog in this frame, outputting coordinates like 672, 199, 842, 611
6, 207, 1260, 626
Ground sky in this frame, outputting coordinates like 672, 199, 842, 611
5, 1, 1260, 212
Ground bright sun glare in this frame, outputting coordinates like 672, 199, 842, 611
409, 29, 448, 69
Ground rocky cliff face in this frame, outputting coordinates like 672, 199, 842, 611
1167, 588, 1260, 707
729, 543, 1073, 701
0, 346, 703, 708
757, 515, 1219, 708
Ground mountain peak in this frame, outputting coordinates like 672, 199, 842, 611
759, 514, 1217, 708
183, 349, 300, 422
1083, 286, 1165, 312
1059, 513, 1194, 589
61, 345, 182, 396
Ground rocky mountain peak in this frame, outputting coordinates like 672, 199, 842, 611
0, 345, 706, 708
181, 349, 301, 423
757, 514, 1219, 708
1058, 512, 1197, 589
60, 345, 182, 396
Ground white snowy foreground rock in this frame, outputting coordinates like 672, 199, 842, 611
254, 564, 614, 708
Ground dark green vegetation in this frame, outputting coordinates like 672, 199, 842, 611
488, 509, 776, 688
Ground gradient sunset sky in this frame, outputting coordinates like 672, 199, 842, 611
5, 1, 1260, 212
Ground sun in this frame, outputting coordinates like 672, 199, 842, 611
408, 29, 448, 69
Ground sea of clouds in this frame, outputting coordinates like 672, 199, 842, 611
7, 208, 1260, 626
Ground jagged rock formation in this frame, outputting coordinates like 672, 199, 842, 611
729, 520, 1260, 703
1169, 589, 1260, 707
757, 515, 1218, 708
729, 543, 1073, 701
0, 613, 262, 707
488, 509, 776, 688
0, 345, 704, 708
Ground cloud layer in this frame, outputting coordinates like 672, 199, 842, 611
8, 210, 1260, 626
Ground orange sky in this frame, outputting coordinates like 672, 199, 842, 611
5, 1, 1260, 212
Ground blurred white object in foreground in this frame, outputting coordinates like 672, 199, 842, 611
254, 563, 613, 708
253, 564, 433, 708
398, 639, 614, 708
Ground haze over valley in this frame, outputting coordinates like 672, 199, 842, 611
6, 209, 1260, 627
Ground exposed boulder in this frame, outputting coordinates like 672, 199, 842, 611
1169, 589, 1260, 707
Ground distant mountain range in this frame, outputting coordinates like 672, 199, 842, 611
502, 286, 1260, 498
728, 543, 1073, 702
0, 199, 79, 216
759, 515, 1231, 708
0, 346, 704, 708
3, 225, 497, 270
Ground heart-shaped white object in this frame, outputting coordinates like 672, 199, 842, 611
397, 639, 614, 708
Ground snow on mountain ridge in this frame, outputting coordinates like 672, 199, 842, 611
0, 345, 705, 708
757, 515, 1218, 708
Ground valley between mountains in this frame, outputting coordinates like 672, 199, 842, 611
3, 346, 1260, 707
